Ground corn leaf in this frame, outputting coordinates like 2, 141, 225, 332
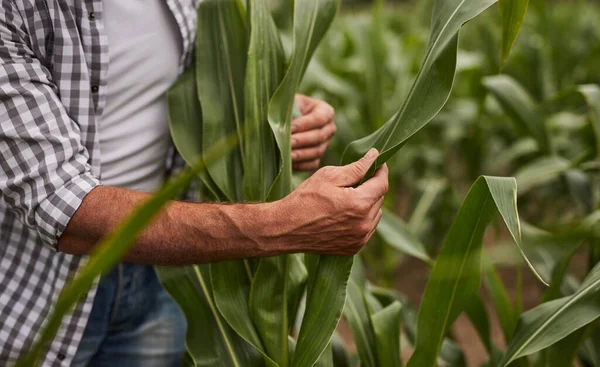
483, 75, 552, 154
499, 0, 529, 68
377, 208, 432, 264
211, 260, 279, 367
330, 332, 352, 367
287, 254, 309, 332
156, 266, 262, 367
484, 262, 519, 342
514, 156, 572, 194
242, 0, 285, 202
196, 0, 246, 202
465, 294, 494, 354
372, 301, 403, 367
314, 343, 334, 367
260, 1, 346, 366
342, 0, 498, 169
242, 2, 291, 364
249, 256, 290, 366
500, 262, 600, 366
167, 67, 223, 200
267, 0, 339, 198
292, 255, 352, 367
545, 326, 591, 367
344, 278, 378, 367
576, 85, 600, 157
407, 176, 536, 367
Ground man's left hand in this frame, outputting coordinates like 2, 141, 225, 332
292, 94, 336, 171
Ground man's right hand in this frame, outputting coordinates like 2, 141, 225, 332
273, 148, 389, 256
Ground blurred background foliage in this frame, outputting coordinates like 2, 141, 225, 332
295, 0, 600, 284
290, 0, 600, 364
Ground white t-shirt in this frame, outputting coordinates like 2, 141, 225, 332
100, 0, 182, 192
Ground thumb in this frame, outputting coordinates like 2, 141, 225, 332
333, 148, 379, 187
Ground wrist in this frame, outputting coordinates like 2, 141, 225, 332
212, 200, 295, 259
254, 198, 299, 256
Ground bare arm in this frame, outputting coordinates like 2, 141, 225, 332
58, 149, 389, 265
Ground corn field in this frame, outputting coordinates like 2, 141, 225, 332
17, 0, 600, 366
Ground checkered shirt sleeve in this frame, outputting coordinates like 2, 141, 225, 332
0, 0, 100, 250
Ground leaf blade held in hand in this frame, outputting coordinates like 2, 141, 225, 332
342, 0, 498, 170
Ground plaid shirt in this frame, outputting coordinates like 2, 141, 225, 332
0, 1, 200, 365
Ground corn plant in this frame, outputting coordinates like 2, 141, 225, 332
15, 0, 543, 366
159, 0, 348, 365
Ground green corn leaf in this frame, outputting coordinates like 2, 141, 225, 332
267, 0, 339, 198
156, 266, 262, 367
545, 326, 591, 367
371, 301, 403, 367
15, 129, 238, 367
344, 278, 378, 367
484, 262, 519, 341
465, 294, 494, 354
292, 255, 353, 367
369, 286, 469, 367
574, 85, 600, 157
196, 0, 246, 202
407, 176, 539, 367
287, 254, 309, 332
314, 343, 334, 367
257, 1, 344, 366
500, 262, 600, 366
341, 0, 498, 169
364, 0, 388, 128
166, 66, 223, 200
499, 0, 529, 68
330, 332, 352, 367
249, 256, 290, 366
242, 0, 285, 202
483, 75, 552, 154
377, 208, 433, 265
514, 156, 572, 194
211, 260, 279, 367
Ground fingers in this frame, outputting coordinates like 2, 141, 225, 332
363, 209, 383, 243
292, 142, 328, 163
368, 196, 384, 221
291, 121, 336, 149
327, 148, 379, 187
293, 159, 320, 172
356, 163, 389, 201
293, 95, 335, 133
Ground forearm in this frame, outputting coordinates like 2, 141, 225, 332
58, 186, 288, 265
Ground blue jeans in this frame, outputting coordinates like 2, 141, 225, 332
72, 263, 187, 367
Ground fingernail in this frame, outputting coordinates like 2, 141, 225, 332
366, 148, 378, 159
291, 124, 299, 133
291, 152, 298, 160
291, 138, 297, 147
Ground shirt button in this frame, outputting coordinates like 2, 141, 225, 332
57, 352, 66, 361
91, 85, 99, 93
89, 12, 96, 20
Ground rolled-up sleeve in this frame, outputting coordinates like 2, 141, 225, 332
0, 1, 99, 250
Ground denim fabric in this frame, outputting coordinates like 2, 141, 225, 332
72, 263, 186, 367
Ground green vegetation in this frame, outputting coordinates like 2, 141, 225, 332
16, 0, 600, 366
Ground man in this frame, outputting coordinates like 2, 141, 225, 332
0, 1, 388, 366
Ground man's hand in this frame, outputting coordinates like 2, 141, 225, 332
291, 94, 336, 171
273, 148, 389, 256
